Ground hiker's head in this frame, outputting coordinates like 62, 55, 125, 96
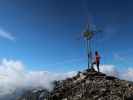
95, 51, 98, 55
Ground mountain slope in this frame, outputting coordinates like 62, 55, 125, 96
18, 69, 133, 100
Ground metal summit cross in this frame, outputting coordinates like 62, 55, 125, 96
83, 23, 101, 69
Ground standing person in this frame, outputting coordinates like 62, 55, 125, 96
92, 51, 100, 72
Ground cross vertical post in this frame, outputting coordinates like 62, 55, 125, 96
83, 29, 94, 69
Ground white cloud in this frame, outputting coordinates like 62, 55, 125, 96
0, 59, 76, 96
93, 64, 119, 76
0, 58, 132, 98
121, 68, 133, 81
0, 29, 15, 41
94, 64, 133, 82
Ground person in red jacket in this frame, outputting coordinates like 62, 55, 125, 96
92, 51, 100, 72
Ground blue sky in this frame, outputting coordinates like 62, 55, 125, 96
0, 0, 132, 72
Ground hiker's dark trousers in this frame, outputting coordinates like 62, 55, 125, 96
92, 61, 100, 72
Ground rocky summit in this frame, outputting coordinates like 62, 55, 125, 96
18, 69, 133, 100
